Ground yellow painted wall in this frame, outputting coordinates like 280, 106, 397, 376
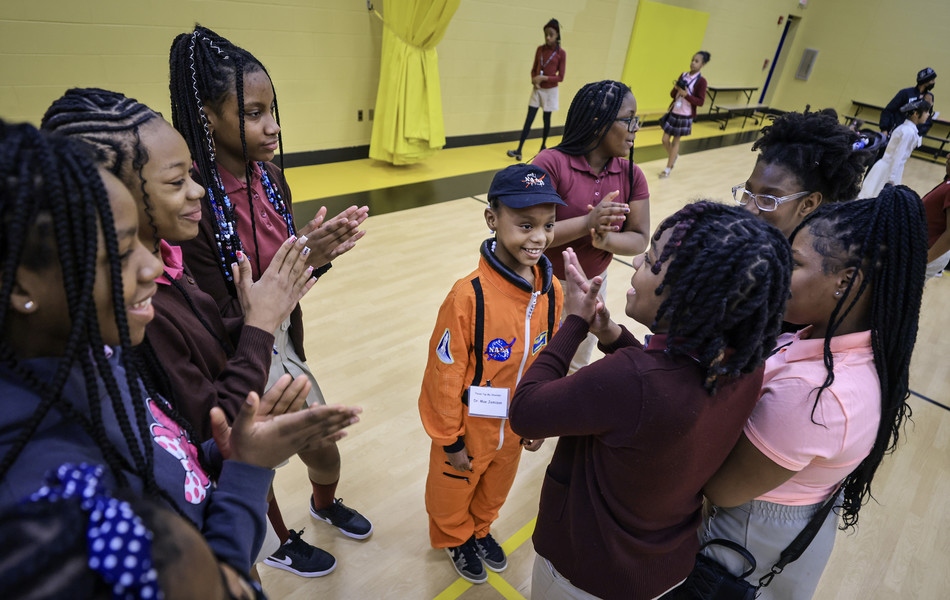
437, 0, 639, 137
620, 1, 709, 115
0, 1, 383, 154
769, 0, 950, 119
1, 0, 948, 156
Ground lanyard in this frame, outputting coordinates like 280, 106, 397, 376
539, 47, 558, 75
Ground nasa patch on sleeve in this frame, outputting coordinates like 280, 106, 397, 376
436, 329, 454, 364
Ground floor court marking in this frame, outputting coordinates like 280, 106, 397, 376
910, 389, 950, 412
432, 517, 537, 600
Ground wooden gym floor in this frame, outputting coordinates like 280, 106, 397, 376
261, 120, 950, 599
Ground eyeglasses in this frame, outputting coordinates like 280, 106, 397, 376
732, 185, 812, 212
615, 116, 641, 132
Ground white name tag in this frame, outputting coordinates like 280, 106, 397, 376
467, 386, 510, 419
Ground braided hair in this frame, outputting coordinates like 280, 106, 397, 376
790, 185, 927, 528
0, 496, 111, 599
753, 108, 870, 203
650, 201, 791, 394
39, 88, 220, 454
552, 80, 638, 205
0, 122, 159, 494
169, 24, 289, 280
40, 88, 163, 251
0, 122, 209, 520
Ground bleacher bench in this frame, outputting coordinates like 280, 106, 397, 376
710, 103, 768, 130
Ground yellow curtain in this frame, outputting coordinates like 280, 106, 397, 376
369, 0, 460, 165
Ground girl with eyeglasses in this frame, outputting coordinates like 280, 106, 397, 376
531, 79, 651, 371
734, 109, 869, 237
699, 186, 927, 599
659, 51, 710, 179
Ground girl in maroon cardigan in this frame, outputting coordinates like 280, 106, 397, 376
507, 18, 567, 161
659, 51, 710, 179
510, 202, 791, 599
168, 24, 374, 567
42, 88, 348, 579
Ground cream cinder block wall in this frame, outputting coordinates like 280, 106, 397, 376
0, 0, 383, 154
769, 0, 950, 118
3, 0, 948, 157
438, 0, 639, 137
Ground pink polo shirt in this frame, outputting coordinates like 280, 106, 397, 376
747, 327, 880, 505
533, 149, 650, 280
218, 162, 290, 280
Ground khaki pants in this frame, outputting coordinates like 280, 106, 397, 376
267, 315, 324, 407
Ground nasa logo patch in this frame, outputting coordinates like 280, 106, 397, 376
485, 337, 515, 362
436, 329, 453, 364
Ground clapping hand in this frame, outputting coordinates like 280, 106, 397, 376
297, 205, 370, 268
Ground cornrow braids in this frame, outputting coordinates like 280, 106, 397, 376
40, 88, 164, 252
169, 24, 290, 282
791, 185, 927, 529
753, 108, 870, 203
0, 122, 161, 497
651, 201, 791, 394
39, 88, 217, 479
553, 80, 638, 206
0, 495, 111, 599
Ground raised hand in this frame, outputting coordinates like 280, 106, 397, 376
210, 391, 361, 468
231, 235, 317, 334
297, 205, 369, 268
584, 191, 627, 238
258, 373, 312, 417
562, 248, 604, 324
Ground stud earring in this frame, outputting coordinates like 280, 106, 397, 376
834, 291, 840, 297
24, 300, 35, 310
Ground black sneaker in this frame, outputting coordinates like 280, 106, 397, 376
262, 529, 336, 578
474, 533, 507, 572
310, 497, 373, 539
506, 149, 522, 161
446, 536, 487, 584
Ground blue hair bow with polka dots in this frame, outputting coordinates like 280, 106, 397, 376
28, 463, 163, 600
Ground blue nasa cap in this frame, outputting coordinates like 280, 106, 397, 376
488, 163, 566, 209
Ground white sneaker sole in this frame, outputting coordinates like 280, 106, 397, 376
262, 556, 337, 578
310, 505, 374, 540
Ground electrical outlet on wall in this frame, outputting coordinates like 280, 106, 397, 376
369, 109, 374, 121
358, 110, 364, 121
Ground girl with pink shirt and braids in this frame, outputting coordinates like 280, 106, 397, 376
699, 186, 928, 599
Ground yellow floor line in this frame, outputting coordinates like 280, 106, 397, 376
433, 579, 473, 600
431, 517, 538, 600
487, 572, 527, 600
500, 517, 536, 555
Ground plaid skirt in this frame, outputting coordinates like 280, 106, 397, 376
660, 112, 693, 137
